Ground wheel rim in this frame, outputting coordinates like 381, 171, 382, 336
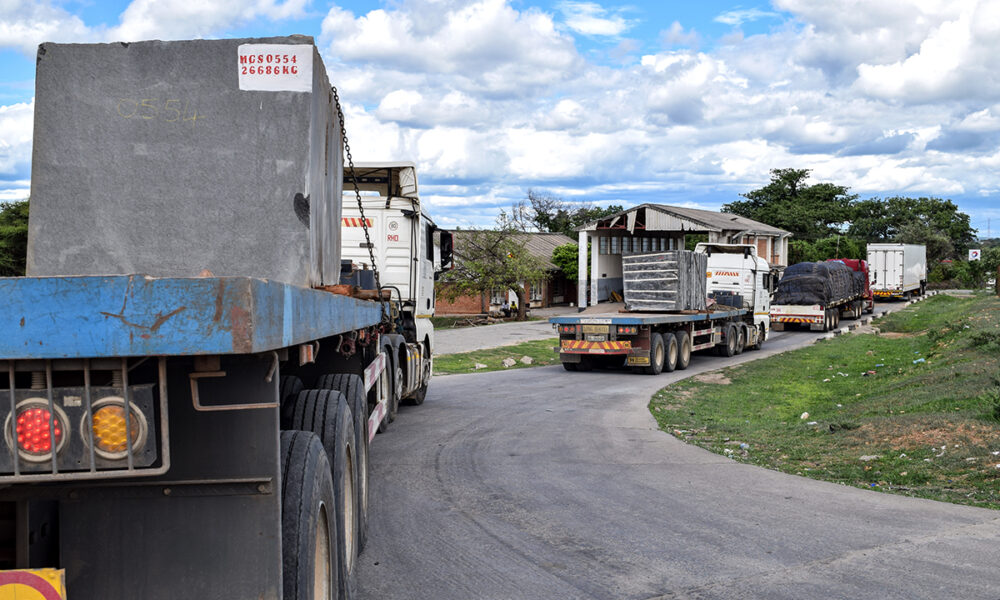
394, 366, 403, 401
654, 342, 664, 367
314, 503, 332, 599
344, 449, 356, 573
668, 341, 677, 366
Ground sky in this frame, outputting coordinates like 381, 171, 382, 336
1, 0, 999, 238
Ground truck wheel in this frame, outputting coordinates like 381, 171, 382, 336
735, 325, 746, 355
723, 324, 738, 357
288, 390, 358, 600
664, 332, 678, 372
822, 309, 831, 332
279, 375, 303, 428
577, 357, 594, 371
644, 333, 665, 375
404, 343, 431, 406
674, 331, 691, 369
388, 355, 402, 423
750, 324, 765, 350
833, 310, 840, 328
315, 374, 370, 552
562, 361, 578, 371
280, 430, 338, 600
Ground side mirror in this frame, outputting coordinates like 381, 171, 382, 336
438, 230, 454, 273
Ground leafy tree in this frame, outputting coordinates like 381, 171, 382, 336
848, 197, 976, 259
723, 169, 856, 240
0, 199, 29, 276
437, 212, 549, 321
789, 236, 866, 263
551, 242, 581, 281
513, 190, 623, 238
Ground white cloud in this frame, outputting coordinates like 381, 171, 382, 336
660, 21, 698, 48
0, 0, 94, 54
0, 99, 32, 176
714, 8, 780, 27
557, 1, 631, 36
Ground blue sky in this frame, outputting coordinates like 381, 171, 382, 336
2, 0, 999, 238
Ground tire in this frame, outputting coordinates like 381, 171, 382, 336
562, 361, 578, 371
833, 310, 840, 328
279, 375, 303, 429
404, 343, 431, 406
644, 333, 665, 375
750, 324, 765, 351
822, 309, 831, 332
577, 357, 594, 372
280, 430, 337, 600
721, 324, 738, 357
315, 374, 370, 552
675, 331, 692, 370
735, 325, 746, 355
288, 390, 358, 600
388, 354, 402, 423
664, 332, 678, 372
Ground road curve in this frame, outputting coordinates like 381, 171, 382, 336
360, 307, 999, 599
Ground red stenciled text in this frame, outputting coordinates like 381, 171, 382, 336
240, 53, 299, 76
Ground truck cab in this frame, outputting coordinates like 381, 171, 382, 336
341, 162, 453, 411
696, 243, 771, 341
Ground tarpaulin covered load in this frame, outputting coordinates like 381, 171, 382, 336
773, 261, 863, 305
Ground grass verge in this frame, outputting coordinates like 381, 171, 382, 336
434, 338, 560, 375
650, 293, 1000, 510
430, 315, 541, 329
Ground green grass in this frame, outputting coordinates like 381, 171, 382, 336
434, 338, 560, 375
650, 292, 1000, 510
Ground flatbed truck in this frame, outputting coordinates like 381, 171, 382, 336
770, 258, 873, 332
0, 36, 454, 600
551, 243, 771, 374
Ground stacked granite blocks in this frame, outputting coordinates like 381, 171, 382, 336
623, 250, 708, 312
27, 36, 342, 287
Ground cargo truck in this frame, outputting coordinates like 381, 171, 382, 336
551, 243, 771, 374
0, 37, 453, 600
770, 259, 873, 332
867, 243, 927, 299
340, 162, 452, 425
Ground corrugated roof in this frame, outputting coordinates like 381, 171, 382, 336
577, 203, 791, 237
450, 231, 575, 270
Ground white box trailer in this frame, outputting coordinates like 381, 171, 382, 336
867, 243, 927, 299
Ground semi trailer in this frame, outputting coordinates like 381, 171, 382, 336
770, 259, 873, 332
551, 244, 771, 374
0, 36, 452, 600
867, 243, 927, 299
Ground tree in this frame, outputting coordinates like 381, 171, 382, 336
551, 243, 580, 282
437, 213, 549, 321
723, 169, 856, 240
848, 197, 976, 260
0, 199, 29, 276
513, 190, 623, 238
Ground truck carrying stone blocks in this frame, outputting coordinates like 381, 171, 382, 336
622, 250, 708, 312
26, 36, 342, 287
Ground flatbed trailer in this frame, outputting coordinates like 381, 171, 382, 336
550, 306, 760, 374
0, 274, 390, 598
770, 295, 866, 332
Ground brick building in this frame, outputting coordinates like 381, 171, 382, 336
435, 231, 577, 315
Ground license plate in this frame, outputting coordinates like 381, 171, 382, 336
627, 356, 650, 366
585, 334, 607, 342
582, 325, 609, 334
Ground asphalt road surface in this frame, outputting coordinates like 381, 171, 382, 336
359, 297, 999, 599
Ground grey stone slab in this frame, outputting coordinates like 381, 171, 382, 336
623, 250, 706, 311
27, 36, 342, 287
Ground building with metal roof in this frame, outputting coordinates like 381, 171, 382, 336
575, 204, 792, 306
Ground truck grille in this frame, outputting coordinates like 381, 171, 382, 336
0, 358, 169, 482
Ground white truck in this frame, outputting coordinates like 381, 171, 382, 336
867, 243, 927, 299
552, 243, 771, 373
341, 162, 453, 422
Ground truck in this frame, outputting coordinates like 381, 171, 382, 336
340, 162, 452, 425
551, 243, 771, 374
0, 37, 452, 599
867, 243, 927, 299
770, 259, 873, 332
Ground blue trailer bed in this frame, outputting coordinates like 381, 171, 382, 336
0, 275, 381, 359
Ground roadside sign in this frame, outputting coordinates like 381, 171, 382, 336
969, 249, 981, 261
0, 569, 66, 600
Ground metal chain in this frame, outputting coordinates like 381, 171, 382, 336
332, 86, 388, 324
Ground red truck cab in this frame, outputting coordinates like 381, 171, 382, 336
826, 258, 874, 313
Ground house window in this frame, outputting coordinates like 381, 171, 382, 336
621, 237, 630, 254
490, 289, 505, 305
599, 237, 608, 255
530, 281, 543, 301
610, 237, 620, 254
641, 238, 650, 252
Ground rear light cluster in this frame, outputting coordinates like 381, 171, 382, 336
558, 325, 579, 334
4, 397, 146, 464
616, 325, 638, 335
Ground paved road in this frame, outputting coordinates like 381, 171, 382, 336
357, 294, 999, 599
